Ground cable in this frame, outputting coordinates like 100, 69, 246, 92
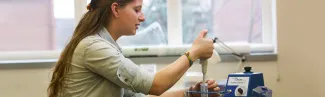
213, 37, 246, 73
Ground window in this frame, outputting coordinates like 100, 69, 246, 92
0, 0, 276, 61
182, 0, 263, 44
118, 0, 275, 56
53, 0, 75, 50
117, 0, 275, 56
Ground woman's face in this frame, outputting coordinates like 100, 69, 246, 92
115, 0, 145, 36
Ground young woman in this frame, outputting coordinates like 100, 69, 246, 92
48, 0, 220, 97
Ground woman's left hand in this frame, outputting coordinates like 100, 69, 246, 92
189, 79, 221, 97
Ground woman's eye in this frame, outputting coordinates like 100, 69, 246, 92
134, 8, 141, 12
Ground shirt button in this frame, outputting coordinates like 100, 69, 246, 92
118, 74, 121, 77
125, 79, 128, 82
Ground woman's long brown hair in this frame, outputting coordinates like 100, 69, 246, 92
48, 0, 133, 97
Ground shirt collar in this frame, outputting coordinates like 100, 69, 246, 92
98, 28, 122, 52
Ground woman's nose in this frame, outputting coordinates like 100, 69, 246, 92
139, 13, 145, 22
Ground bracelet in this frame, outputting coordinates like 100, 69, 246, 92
184, 52, 194, 67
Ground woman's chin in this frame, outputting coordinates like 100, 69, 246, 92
125, 31, 136, 36
131, 30, 137, 35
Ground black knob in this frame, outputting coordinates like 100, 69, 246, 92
244, 66, 252, 73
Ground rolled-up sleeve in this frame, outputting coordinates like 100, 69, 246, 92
124, 89, 148, 97
84, 39, 154, 94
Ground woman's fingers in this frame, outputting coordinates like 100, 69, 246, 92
214, 87, 220, 91
190, 80, 221, 97
198, 30, 208, 38
206, 80, 218, 89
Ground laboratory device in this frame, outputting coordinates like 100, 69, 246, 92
187, 37, 272, 97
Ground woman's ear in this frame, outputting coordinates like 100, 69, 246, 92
111, 2, 119, 18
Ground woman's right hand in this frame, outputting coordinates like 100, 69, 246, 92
188, 30, 214, 61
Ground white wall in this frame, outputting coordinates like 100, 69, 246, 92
1, 0, 325, 97
276, 0, 325, 97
